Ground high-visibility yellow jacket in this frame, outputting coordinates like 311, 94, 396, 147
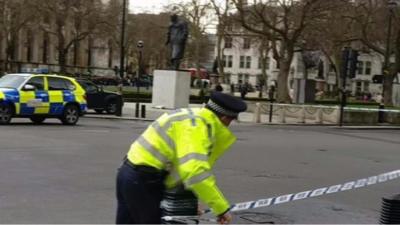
127, 107, 236, 216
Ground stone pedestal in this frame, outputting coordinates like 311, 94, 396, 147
152, 70, 191, 109
293, 79, 316, 104
393, 84, 400, 106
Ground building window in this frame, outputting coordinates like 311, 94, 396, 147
364, 81, 370, 92
356, 81, 362, 93
238, 73, 243, 82
240, 56, 245, 68
258, 57, 270, 70
243, 38, 251, 49
224, 37, 232, 48
222, 55, 227, 67
225, 73, 231, 84
223, 55, 233, 68
240, 56, 251, 69
357, 61, 364, 75
365, 61, 372, 75
246, 56, 251, 69
227, 55, 233, 68
244, 74, 250, 82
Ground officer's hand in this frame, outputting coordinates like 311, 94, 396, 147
197, 204, 204, 216
217, 212, 232, 224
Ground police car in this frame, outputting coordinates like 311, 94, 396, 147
0, 74, 87, 125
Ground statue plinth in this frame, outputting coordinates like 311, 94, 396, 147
152, 70, 191, 109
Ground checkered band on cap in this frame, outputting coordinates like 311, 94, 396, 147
206, 99, 238, 117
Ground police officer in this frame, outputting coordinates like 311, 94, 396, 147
116, 91, 247, 224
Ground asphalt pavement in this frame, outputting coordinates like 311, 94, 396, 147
0, 117, 399, 223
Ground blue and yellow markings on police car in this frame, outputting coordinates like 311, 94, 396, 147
0, 74, 87, 125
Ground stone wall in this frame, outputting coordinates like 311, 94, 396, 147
250, 102, 400, 125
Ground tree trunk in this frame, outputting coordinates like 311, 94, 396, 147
383, 75, 394, 105
259, 40, 269, 98
384, 28, 400, 106
58, 29, 67, 74
216, 29, 225, 82
5, 43, 12, 72
59, 48, 68, 74
6, 34, 17, 72
194, 31, 202, 85
276, 59, 292, 103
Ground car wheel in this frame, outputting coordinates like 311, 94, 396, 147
30, 116, 46, 124
60, 104, 80, 125
94, 109, 104, 114
0, 103, 12, 125
106, 99, 118, 114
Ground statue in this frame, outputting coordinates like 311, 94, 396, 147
166, 14, 189, 70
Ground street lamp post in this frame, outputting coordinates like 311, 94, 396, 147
115, 0, 127, 117
135, 40, 144, 118
119, 0, 127, 80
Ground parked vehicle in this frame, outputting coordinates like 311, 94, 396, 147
77, 79, 123, 114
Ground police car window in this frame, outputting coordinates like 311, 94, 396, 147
0, 75, 28, 89
64, 79, 76, 91
26, 77, 45, 90
48, 77, 74, 90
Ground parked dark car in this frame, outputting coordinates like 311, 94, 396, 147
77, 79, 123, 114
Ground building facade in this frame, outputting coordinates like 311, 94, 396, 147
0, 0, 125, 77
216, 31, 386, 97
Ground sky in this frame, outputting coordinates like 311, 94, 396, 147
128, 0, 218, 33
128, 0, 188, 13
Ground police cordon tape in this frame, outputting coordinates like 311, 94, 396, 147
163, 169, 400, 221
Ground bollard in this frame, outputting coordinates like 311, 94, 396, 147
378, 103, 385, 123
315, 107, 323, 124
279, 105, 286, 123
300, 105, 306, 124
141, 104, 146, 118
115, 98, 122, 117
135, 102, 140, 118
253, 103, 261, 123
161, 185, 198, 224
269, 103, 273, 123
336, 106, 341, 124
379, 194, 400, 224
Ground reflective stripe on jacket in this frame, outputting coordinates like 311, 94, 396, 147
127, 107, 236, 216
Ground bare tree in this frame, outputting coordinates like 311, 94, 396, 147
0, 0, 34, 72
31, 0, 105, 74
126, 13, 170, 73
210, 0, 234, 82
257, 34, 272, 97
302, 0, 358, 97
232, 0, 335, 103
349, 0, 400, 105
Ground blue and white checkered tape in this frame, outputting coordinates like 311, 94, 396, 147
214, 169, 400, 213
162, 169, 400, 223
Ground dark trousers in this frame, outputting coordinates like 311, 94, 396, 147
116, 163, 166, 224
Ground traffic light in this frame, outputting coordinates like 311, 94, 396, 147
348, 50, 359, 79
341, 48, 350, 78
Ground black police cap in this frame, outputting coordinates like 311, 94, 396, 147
206, 91, 247, 118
